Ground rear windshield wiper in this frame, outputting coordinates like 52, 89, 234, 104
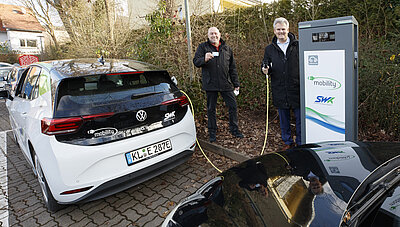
131, 91, 163, 99
342, 166, 400, 226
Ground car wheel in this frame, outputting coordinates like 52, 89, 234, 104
34, 152, 63, 212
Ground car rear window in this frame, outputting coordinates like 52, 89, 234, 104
55, 71, 178, 117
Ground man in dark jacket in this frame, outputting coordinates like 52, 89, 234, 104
262, 18, 301, 149
193, 27, 243, 142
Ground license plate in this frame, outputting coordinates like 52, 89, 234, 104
125, 139, 172, 166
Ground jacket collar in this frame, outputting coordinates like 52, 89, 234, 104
207, 38, 226, 47
272, 32, 297, 46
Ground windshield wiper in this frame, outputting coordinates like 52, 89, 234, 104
131, 91, 163, 99
342, 166, 400, 226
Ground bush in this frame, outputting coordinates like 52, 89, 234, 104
358, 39, 400, 135
0, 42, 20, 63
53, 0, 400, 137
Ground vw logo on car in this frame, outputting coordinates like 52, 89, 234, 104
136, 110, 147, 122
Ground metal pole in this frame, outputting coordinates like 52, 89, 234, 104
184, 0, 194, 81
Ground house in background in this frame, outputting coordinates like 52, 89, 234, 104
119, 0, 265, 29
0, 3, 45, 55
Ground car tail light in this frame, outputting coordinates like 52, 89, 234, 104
41, 112, 114, 135
60, 186, 93, 195
161, 95, 189, 107
41, 117, 82, 135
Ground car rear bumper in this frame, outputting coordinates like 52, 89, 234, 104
64, 149, 194, 204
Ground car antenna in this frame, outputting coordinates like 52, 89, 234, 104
98, 56, 105, 65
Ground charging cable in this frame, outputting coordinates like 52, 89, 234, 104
181, 75, 288, 172
260, 65, 289, 165
260, 74, 269, 156
180, 90, 223, 173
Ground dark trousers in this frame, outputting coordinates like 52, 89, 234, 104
278, 108, 301, 145
206, 91, 239, 134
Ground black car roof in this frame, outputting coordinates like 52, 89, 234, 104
37, 58, 165, 79
165, 141, 400, 227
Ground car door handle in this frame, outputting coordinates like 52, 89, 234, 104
21, 112, 27, 115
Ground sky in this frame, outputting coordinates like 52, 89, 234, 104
0, 0, 275, 28
0, 0, 20, 5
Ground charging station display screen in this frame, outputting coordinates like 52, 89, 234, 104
304, 50, 345, 143
312, 32, 335, 42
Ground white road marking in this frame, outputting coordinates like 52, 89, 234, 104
0, 131, 9, 227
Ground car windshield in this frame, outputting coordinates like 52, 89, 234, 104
0, 68, 11, 79
342, 158, 400, 226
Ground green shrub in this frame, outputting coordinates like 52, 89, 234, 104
52, 0, 399, 137
0, 42, 19, 63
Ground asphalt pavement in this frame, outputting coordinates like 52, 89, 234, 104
0, 101, 223, 226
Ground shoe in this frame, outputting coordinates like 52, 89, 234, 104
282, 143, 295, 150
209, 133, 216, 142
231, 130, 244, 138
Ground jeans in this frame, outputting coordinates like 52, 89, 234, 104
278, 108, 301, 145
206, 91, 239, 134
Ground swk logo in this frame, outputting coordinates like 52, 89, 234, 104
315, 96, 335, 104
164, 111, 176, 122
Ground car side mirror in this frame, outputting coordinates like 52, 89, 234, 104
0, 90, 13, 101
4, 83, 11, 91
171, 76, 178, 86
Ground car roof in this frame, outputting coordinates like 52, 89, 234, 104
0, 62, 12, 67
34, 58, 165, 79
165, 141, 400, 226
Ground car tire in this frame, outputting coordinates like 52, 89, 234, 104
11, 129, 18, 144
34, 152, 63, 212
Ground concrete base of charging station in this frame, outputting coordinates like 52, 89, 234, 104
198, 139, 250, 163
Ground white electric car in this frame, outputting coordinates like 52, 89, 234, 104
0, 59, 196, 212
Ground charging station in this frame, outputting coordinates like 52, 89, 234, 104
299, 16, 359, 144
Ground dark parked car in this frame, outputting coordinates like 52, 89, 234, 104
163, 141, 400, 227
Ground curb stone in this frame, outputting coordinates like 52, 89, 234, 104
198, 139, 250, 162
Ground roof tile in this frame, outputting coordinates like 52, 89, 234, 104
0, 3, 44, 32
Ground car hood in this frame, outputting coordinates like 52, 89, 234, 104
163, 141, 400, 227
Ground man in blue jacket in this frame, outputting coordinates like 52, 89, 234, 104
262, 18, 301, 149
193, 27, 243, 142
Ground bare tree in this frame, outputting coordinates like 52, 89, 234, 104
164, 0, 175, 18
45, 0, 78, 43
103, 0, 115, 47
19, 0, 60, 50
41, 0, 132, 58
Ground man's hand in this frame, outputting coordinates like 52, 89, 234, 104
262, 66, 269, 79
205, 52, 214, 62
234, 87, 240, 96
262, 66, 269, 75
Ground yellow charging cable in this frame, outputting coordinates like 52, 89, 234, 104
180, 90, 223, 173
260, 75, 290, 166
181, 79, 288, 171
260, 76, 269, 156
